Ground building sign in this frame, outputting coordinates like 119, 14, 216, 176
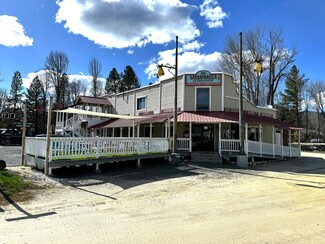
185, 70, 222, 86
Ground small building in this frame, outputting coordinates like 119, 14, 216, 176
55, 70, 301, 160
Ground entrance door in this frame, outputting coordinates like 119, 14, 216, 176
192, 124, 214, 151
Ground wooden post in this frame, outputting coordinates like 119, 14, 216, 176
45, 97, 53, 175
21, 103, 27, 166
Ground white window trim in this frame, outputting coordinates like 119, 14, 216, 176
195, 86, 211, 111
136, 96, 147, 111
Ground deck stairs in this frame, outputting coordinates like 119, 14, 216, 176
190, 151, 222, 163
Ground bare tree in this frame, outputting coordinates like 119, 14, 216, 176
44, 51, 69, 108
0, 88, 7, 112
220, 26, 296, 106
308, 81, 325, 138
88, 57, 102, 97
69, 79, 87, 105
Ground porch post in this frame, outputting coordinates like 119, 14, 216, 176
112, 128, 115, 137
133, 119, 135, 137
120, 128, 123, 137
189, 122, 192, 152
137, 125, 140, 137
281, 129, 284, 158
150, 123, 153, 138
298, 130, 301, 157
272, 126, 275, 158
218, 123, 222, 157
168, 118, 171, 151
128, 127, 131, 137
289, 129, 292, 157
259, 124, 262, 156
245, 123, 248, 154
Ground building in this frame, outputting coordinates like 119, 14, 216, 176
55, 70, 301, 160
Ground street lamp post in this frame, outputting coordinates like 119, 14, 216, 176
237, 32, 248, 168
157, 36, 178, 154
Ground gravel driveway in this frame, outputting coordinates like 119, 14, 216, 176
0, 146, 22, 167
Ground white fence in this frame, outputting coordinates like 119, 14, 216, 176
220, 139, 300, 158
25, 137, 169, 162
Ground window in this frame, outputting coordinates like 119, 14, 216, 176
196, 88, 210, 111
137, 97, 146, 110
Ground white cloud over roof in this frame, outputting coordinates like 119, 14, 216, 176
144, 46, 222, 80
56, 0, 200, 48
0, 15, 33, 47
200, 0, 228, 28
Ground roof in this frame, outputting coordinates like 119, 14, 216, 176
90, 113, 174, 129
89, 111, 302, 130
177, 111, 302, 130
75, 96, 112, 106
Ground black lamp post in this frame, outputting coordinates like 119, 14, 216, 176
239, 32, 245, 155
157, 36, 178, 153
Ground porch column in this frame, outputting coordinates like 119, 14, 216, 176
128, 127, 131, 137
245, 123, 248, 154
62, 112, 65, 135
120, 128, 123, 137
72, 113, 75, 136
259, 124, 262, 156
281, 129, 284, 158
167, 118, 171, 151
272, 126, 275, 158
112, 128, 115, 137
150, 123, 153, 138
132, 119, 135, 137
189, 122, 192, 152
289, 129, 292, 157
137, 125, 140, 137
165, 122, 168, 138
218, 123, 222, 157
298, 130, 301, 157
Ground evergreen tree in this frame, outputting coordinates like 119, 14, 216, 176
26, 76, 44, 135
105, 68, 121, 94
9, 71, 23, 113
121, 65, 140, 92
281, 65, 308, 126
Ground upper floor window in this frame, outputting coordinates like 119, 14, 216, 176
137, 97, 146, 110
196, 88, 210, 111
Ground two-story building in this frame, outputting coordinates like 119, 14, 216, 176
55, 70, 301, 159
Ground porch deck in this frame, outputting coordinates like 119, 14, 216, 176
24, 136, 300, 174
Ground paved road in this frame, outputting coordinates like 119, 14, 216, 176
0, 146, 22, 166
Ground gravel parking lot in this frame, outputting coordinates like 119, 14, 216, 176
0, 146, 22, 167
1, 151, 325, 243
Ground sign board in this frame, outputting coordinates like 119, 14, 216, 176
185, 70, 222, 86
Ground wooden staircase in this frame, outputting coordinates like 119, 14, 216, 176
190, 151, 222, 163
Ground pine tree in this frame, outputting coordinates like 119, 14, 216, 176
121, 65, 140, 92
26, 76, 44, 135
105, 68, 121, 94
9, 71, 23, 113
281, 65, 308, 126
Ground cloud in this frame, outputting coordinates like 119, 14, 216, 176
144, 45, 222, 80
200, 0, 228, 28
0, 15, 33, 47
22, 71, 105, 95
55, 0, 199, 48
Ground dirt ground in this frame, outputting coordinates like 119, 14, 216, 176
1, 152, 325, 244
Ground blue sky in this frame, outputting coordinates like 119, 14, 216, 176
1, 0, 325, 93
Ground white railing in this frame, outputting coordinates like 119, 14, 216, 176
221, 139, 240, 152
220, 139, 300, 158
25, 137, 47, 159
25, 137, 169, 162
177, 138, 190, 151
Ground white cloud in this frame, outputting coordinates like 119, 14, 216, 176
55, 0, 199, 48
200, 0, 228, 28
22, 71, 105, 96
144, 46, 222, 80
0, 15, 33, 47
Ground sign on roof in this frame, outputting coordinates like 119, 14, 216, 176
185, 70, 222, 86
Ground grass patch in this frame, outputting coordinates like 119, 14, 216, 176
0, 169, 42, 206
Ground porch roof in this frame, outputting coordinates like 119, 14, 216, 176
75, 96, 112, 106
90, 113, 174, 129
177, 111, 302, 130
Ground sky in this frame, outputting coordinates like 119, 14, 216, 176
1, 0, 325, 94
